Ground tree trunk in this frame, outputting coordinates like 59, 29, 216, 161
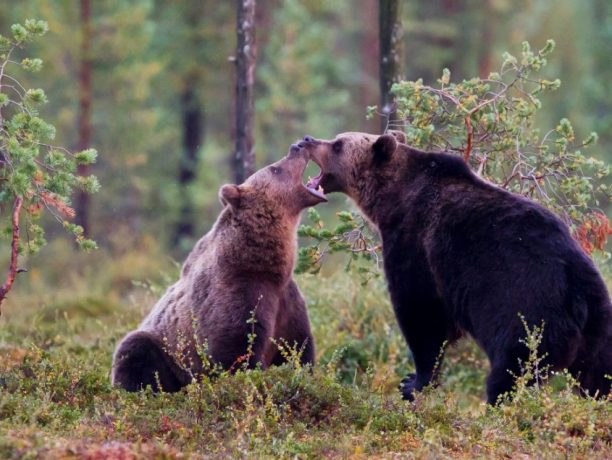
173, 85, 203, 246
255, 0, 273, 54
591, 0, 610, 123
478, 0, 495, 78
379, 0, 403, 133
173, 1, 205, 248
361, 0, 379, 133
233, 0, 256, 184
74, 0, 93, 235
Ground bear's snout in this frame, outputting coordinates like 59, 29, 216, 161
302, 135, 319, 145
288, 143, 309, 161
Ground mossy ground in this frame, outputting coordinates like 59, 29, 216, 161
0, 240, 611, 459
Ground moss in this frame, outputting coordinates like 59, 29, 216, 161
0, 245, 610, 458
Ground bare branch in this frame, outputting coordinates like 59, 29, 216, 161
464, 115, 473, 161
0, 196, 24, 314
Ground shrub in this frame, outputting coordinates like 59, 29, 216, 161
299, 40, 611, 274
0, 20, 98, 311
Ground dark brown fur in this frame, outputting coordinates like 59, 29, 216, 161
301, 131, 612, 404
112, 147, 325, 392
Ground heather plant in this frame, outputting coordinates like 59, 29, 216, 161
1, 273, 610, 458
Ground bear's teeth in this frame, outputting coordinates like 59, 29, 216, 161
317, 185, 324, 194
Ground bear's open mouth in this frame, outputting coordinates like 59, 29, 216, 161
305, 169, 325, 200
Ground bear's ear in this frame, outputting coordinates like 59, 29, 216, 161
372, 134, 398, 164
219, 184, 242, 208
388, 129, 407, 144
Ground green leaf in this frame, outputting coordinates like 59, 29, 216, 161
336, 211, 353, 223
11, 24, 28, 42
333, 223, 355, 235
77, 238, 98, 251
307, 207, 321, 224
440, 68, 450, 85
582, 132, 598, 147
64, 222, 84, 236
540, 39, 555, 56
74, 148, 98, 165
23, 19, 48, 36
366, 105, 378, 120
25, 88, 48, 105
0, 35, 11, 51
77, 175, 101, 194
297, 225, 311, 238
21, 57, 43, 72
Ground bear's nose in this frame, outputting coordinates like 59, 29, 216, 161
303, 135, 317, 144
289, 143, 300, 154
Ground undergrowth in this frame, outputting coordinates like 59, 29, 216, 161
0, 241, 610, 458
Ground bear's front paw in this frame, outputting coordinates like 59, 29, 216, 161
399, 373, 417, 401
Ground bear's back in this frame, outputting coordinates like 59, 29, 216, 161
140, 230, 219, 345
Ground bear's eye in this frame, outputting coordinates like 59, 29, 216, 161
270, 166, 282, 175
332, 140, 343, 154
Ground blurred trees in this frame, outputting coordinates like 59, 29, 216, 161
6, 0, 163, 242
0, 0, 609, 256
255, 0, 360, 162
156, 1, 207, 246
150, 0, 232, 250
586, 0, 611, 156
359, 0, 379, 134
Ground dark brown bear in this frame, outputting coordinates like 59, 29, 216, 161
300, 131, 612, 404
112, 146, 326, 392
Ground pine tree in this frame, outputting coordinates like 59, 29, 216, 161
0, 19, 98, 312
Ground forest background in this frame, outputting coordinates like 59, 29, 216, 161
3, 0, 610, 256
0, 1, 611, 458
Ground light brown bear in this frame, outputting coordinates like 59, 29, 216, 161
112, 145, 326, 392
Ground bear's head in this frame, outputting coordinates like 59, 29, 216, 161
300, 131, 407, 201
219, 144, 327, 218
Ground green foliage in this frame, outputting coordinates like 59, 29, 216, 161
585, 0, 612, 156
0, 3, 610, 458
300, 41, 611, 276
2, 2, 606, 256
493, 317, 612, 450
0, 19, 98, 254
256, 0, 357, 162
0, 258, 610, 458
387, 40, 610, 254
8, 1, 165, 242
296, 208, 381, 284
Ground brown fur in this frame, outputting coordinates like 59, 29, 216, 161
301, 131, 612, 404
112, 147, 324, 392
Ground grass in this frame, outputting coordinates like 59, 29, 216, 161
0, 240, 611, 459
